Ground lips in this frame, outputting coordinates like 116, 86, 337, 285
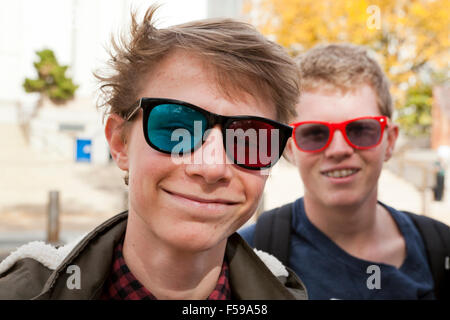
321, 168, 360, 178
163, 189, 240, 205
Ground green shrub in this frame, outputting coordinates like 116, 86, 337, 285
396, 83, 432, 137
23, 49, 78, 104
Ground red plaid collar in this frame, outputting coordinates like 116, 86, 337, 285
100, 240, 231, 300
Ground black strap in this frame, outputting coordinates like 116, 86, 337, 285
253, 202, 293, 266
403, 211, 450, 300
253, 203, 450, 300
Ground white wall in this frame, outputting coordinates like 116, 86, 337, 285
0, 0, 242, 161
0, 0, 217, 105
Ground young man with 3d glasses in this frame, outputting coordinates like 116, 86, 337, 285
240, 43, 450, 300
0, 6, 307, 300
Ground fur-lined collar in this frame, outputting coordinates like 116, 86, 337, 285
0, 236, 288, 278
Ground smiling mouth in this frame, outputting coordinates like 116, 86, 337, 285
322, 169, 359, 178
163, 189, 239, 206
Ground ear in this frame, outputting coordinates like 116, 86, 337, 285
384, 122, 399, 161
283, 138, 296, 164
105, 114, 129, 171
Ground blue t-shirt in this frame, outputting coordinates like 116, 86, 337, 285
239, 197, 435, 299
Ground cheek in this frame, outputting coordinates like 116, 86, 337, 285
358, 147, 386, 180
371, 138, 389, 162
295, 154, 318, 181
128, 148, 175, 210
371, 150, 386, 174
226, 172, 267, 232
241, 172, 267, 208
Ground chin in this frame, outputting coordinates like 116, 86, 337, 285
165, 228, 227, 253
306, 188, 357, 207
325, 193, 367, 208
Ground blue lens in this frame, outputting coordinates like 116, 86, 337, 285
148, 104, 207, 153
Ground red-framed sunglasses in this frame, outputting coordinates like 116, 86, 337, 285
291, 116, 388, 153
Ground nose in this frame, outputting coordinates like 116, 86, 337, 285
323, 129, 354, 160
185, 126, 233, 184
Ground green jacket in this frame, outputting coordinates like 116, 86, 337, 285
0, 212, 307, 300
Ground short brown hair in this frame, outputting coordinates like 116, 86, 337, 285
95, 5, 300, 124
296, 43, 393, 118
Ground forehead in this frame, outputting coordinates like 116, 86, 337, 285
138, 49, 277, 119
296, 85, 381, 122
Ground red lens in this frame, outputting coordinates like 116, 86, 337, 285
225, 120, 279, 168
345, 119, 382, 148
294, 123, 330, 151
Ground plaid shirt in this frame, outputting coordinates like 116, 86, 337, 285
100, 240, 231, 300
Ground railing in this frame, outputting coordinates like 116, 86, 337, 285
388, 152, 440, 216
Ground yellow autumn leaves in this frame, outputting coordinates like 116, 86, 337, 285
245, 0, 449, 110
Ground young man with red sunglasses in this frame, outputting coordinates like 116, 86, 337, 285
240, 43, 450, 300
0, 6, 307, 300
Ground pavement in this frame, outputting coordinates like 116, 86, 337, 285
0, 123, 127, 259
1, 123, 449, 261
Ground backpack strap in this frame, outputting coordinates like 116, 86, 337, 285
403, 211, 450, 300
253, 202, 293, 266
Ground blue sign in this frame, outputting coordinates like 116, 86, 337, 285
76, 138, 92, 162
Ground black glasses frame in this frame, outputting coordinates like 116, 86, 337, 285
126, 97, 293, 170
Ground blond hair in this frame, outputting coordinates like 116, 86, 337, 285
296, 43, 392, 118
95, 5, 300, 124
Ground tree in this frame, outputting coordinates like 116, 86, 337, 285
245, 0, 449, 135
396, 82, 432, 136
23, 49, 78, 105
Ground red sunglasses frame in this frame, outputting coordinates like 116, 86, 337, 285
290, 116, 388, 153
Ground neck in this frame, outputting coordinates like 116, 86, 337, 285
122, 214, 226, 300
303, 188, 406, 268
303, 189, 379, 245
